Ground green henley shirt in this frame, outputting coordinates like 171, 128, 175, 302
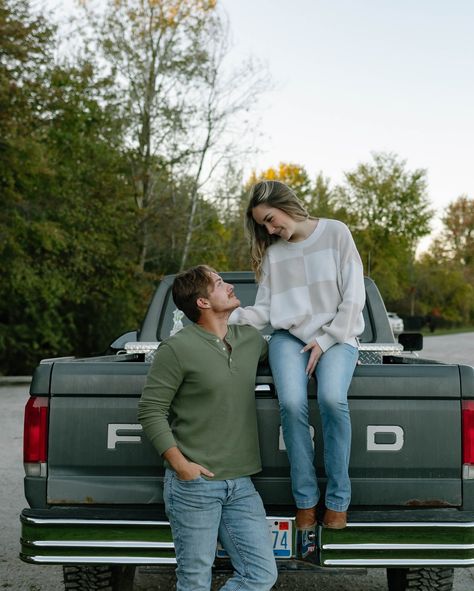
138, 323, 268, 480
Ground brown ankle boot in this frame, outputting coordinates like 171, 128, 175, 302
295, 506, 317, 530
322, 508, 347, 529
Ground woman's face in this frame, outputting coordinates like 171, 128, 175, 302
252, 204, 296, 241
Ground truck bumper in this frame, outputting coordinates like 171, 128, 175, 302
320, 517, 474, 567
20, 508, 474, 569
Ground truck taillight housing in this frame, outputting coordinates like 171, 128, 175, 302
462, 401, 474, 479
23, 396, 49, 476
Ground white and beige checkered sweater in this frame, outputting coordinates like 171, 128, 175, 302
231, 218, 365, 352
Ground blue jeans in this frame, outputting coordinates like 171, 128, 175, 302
163, 469, 278, 591
269, 330, 358, 512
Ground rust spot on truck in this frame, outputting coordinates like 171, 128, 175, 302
405, 499, 453, 507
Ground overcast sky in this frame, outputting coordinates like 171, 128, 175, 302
219, 0, 474, 242
43, 0, 474, 244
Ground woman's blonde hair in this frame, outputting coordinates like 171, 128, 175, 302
245, 180, 310, 280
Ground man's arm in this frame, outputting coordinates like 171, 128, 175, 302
138, 342, 214, 480
138, 343, 181, 455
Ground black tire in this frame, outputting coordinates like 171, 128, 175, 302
63, 564, 136, 591
387, 567, 454, 591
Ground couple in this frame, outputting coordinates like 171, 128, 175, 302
138, 180, 366, 590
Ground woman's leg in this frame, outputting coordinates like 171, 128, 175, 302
269, 330, 318, 510
315, 343, 358, 512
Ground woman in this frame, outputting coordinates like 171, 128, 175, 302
230, 180, 365, 530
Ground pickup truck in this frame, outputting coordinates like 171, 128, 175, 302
20, 273, 474, 591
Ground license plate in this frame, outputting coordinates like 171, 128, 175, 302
216, 518, 292, 559
270, 518, 292, 557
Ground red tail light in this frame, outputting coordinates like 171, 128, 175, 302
23, 396, 49, 463
462, 401, 474, 465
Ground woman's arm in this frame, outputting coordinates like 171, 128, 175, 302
229, 263, 272, 329
315, 224, 366, 352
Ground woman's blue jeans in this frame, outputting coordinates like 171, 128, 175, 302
269, 330, 358, 512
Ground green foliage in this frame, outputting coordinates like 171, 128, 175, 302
337, 152, 432, 242
413, 195, 474, 325
333, 152, 433, 303
307, 173, 335, 218
438, 195, 474, 270
0, 0, 151, 374
413, 253, 474, 324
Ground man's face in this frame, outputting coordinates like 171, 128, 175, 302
205, 272, 240, 313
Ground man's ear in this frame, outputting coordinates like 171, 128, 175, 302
196, 297, 210, 310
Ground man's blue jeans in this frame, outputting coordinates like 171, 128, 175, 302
163, 470, 278, 591
269, 330, 358, 512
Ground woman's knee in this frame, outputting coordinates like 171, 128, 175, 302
279, 396, 308, 421
317, 390, 349, 416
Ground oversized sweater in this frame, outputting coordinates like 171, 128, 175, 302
137, 323, 268, 480
230, 218, 365, 352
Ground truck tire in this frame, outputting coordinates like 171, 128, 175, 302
63, 565, 136, 591
387, 567, 454, 591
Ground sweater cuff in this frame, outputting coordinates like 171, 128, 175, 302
228, 308, 242, 324
155, 432, 177, 457
315, 333, 337, 353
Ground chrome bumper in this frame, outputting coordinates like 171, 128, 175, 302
320, 520, 474, 567
20, 509, 474, 568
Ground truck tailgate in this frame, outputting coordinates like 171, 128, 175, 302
45, 360, 462, 508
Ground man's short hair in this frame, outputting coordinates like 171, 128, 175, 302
172, 265, 217, 323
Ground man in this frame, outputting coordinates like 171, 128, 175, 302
138, 265, 278, 591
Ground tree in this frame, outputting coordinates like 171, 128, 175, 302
335, 152, 432, 244
247, 163, 313, 202
437, 195, 474, 269
416, 195, 474, 325
414, 252, 474, 325
76, 0, 267, 273
214, 165, 250, 271
39, 61, 145, 354
0, 0, 147, 374
0, 0, 59, 373
333, 152, 433, 303
309, 172, 336, 218
0, 0, 54, 221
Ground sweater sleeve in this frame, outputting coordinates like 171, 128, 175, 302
137, 342, 183, 456
315, 224, 366, 352
229, 258, 271, 329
